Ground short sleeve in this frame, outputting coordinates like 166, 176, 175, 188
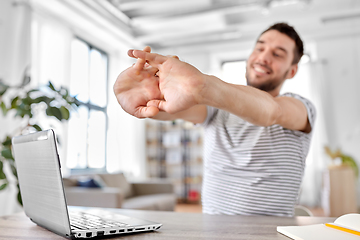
282, 92, 316, 133
201, 106, 219, 127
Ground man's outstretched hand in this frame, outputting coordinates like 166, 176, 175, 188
113, 46, 162, 118
130, 50, 206, 114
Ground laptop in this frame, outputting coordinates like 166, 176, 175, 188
12, 129, 162, 238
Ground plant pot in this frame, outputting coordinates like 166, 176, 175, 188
321, 165, 357, 217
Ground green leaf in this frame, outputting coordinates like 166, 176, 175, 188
22, 96, 33, 106
2, 136, 12, 147
32, 96, 46, 104
10, 162, 17, 178
60, 106, 70, 120
0, 183, 8, 191
0, 171, 6, 180
22, 76, 31, 87
15, 103, 32, 118
17, 187, 23, 206
46, 106, 62, 121
44, 97, 55, 105
28, 89, 39, 93
45, 107, 51, 116
20, 66, 31, 87
48, 81, 56, 91
1, 148, 14, 160
0, 161, 3, 171
32, 124, 42, 131
341, 154, 359, 178
0, 102, 8, 116
10, 96, 19, 109
73, 98, 82, 107
15, 107, 25, 118
60, 87, 69, 98
0, 82, 9, 96
33, 96, 53, 105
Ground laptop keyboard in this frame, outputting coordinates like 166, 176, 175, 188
69, 212, 130, 231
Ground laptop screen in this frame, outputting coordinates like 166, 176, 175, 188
12, 130, 72, 238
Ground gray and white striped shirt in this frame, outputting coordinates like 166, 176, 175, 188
201, 93, 316, 216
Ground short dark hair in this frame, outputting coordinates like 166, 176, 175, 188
260, 22, 304, 64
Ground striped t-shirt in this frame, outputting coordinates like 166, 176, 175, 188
201, 93, 316, 216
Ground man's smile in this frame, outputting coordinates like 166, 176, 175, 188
253, 63, 272, 75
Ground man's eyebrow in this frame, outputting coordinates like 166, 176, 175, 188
256, 40, 288, 54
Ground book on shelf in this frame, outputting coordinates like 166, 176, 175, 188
277, 213, 360, 240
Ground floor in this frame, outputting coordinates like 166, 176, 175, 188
175, 204, 325, 216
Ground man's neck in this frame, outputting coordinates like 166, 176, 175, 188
266, 89, 281, 98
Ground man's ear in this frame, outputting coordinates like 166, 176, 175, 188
286, 64, 298, 79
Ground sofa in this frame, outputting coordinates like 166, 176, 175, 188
63, 173, 176, 211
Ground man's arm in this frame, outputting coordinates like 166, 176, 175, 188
201, 76, 311, 132
131, 50, 311, 133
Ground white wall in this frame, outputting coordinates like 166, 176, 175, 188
316, 35, 360, 152
316, 34, 360, 204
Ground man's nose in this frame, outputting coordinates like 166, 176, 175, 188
257, 49, 272, 64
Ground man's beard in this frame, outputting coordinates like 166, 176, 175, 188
245, 69, 289, 92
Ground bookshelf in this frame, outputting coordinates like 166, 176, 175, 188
146, 119, 203, 203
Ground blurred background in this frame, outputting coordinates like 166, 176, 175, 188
1, 0, 360, 217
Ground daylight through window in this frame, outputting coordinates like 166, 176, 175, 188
66, 38, 108, 171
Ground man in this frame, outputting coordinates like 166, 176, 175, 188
114, 23, 316, 216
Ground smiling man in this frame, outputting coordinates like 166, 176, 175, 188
114, 22, 316, 216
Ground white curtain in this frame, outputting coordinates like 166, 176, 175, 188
0, 0, 32, 216
297, 60, 330, 207
31, 10, 73, 177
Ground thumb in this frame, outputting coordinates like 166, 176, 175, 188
134, 106, 159, 118
147, 99, 167, 112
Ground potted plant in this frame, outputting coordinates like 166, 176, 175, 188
324, 146, 359, 177
323, 146, 358, 217
0, 71, 79, 205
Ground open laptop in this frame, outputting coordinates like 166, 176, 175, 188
12, 129, 162, 238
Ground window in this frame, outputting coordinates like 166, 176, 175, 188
221, 60, 247, 85
66, 38, 108, 171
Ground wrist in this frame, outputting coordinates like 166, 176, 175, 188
198, 74, 224, 107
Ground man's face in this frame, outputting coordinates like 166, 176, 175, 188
245, 30, 297, 93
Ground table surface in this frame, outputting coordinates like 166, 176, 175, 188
0, 208, 335, 240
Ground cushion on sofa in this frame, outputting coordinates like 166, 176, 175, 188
77, 178, 101, 188
65, 175, 107, 188
97, 173, 133, 198
62, 177, 78, 187
121, 193, 176, 211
